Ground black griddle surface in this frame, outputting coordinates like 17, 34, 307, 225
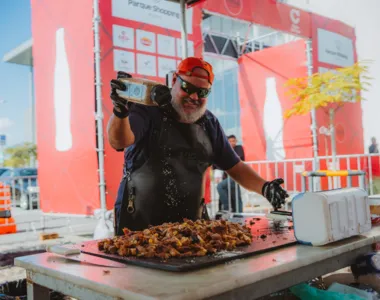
80, 217, 297, 272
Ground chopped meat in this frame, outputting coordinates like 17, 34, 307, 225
98, 219, 252, 259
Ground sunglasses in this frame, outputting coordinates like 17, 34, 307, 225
177, 75, 211, 98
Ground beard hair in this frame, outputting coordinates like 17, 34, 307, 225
171, 98, 206, 124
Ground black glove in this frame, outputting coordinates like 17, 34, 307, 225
110, 71, 132, 119
150, 84, 172, 107
262, 178, 289, 210
151, 84, 179, 120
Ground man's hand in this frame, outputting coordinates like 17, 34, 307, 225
262, 178, 289, 210
110, 71, 132, 119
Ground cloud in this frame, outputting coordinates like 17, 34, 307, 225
0, 118, 13, 131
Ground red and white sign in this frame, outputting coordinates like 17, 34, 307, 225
311, 13, 363, 157
312, 13, 362, 189
317, 28, 355, 67
157, 34, 176, 57
113, 49, 135, 73
111, 0, 194, 34
137, 53, 157, 76
223, 0, 243, 16
238, 40, 312, 190
136, 29, 156, 53
112, 25, 134, 49
158, 57, 177, 78
31, 0, 99, 214
202, 0, 311, 38
238, 39, 312, 163
99, 0, 203, 209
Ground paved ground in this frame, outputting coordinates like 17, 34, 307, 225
0, 208, 99, 285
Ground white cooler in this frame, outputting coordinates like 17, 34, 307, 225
292, 188, 372, 246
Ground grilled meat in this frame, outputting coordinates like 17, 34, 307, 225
97, 219, 252, 259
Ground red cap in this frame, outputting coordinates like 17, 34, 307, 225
176, 57, 214, 84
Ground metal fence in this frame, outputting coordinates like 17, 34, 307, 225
2, 153, 380, 231
209, 153, 380, 217
0, 175, 39, 210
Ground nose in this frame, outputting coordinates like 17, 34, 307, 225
189, 92, 199, 100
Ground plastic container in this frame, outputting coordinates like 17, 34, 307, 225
292, 188, 372, 246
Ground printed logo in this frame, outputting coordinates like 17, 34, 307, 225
120, 59, 129, 66
141, 37, 152, 47
118, 30, 130, 43
290, 8, 301, 35
223, 0, 243, 16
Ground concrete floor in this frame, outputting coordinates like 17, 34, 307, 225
0, 208, 98, 285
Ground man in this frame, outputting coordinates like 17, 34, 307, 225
369, 137, 379, 154
227, 135, 245, 161
108, 57, 288, 235
217, 135, 245, 212
369, 137, 380, 194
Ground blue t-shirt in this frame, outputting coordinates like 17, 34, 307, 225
123, 105, 240, 172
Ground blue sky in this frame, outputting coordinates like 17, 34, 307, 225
0, 0, 32, 147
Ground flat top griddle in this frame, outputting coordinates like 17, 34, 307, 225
80, 216, 297, 272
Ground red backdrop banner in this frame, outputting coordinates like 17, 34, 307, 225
312, 13, 363, 157
311, 13, 364, 188
238, 40, 312, 190
202, 0, 311, 38
99, 0, 204, 209
238, 40, 312, 161
31, 0, 99, 214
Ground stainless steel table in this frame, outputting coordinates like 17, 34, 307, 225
15, 227, 380, 300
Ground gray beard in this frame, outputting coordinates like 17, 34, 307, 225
171, 98, 206, 124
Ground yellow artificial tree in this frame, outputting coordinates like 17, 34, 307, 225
284, 61, 372, 171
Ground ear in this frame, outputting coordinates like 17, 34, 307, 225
172, 74, 177, 86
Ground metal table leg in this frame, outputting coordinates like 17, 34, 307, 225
27, 279, 50, 300
26, 270, 118, 300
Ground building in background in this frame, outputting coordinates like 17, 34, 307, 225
2, 39, 36, 147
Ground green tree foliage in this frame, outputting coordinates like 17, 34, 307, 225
4, 143, 37, 167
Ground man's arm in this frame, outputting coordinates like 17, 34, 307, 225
107, 115, 135, 150
227, 161, 288, 209
209, 114, 287, 209
226, 161, 266, 194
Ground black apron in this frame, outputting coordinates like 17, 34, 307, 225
114, 113, 213, 235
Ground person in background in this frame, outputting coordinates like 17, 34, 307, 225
369, 137, 379, 154
217, 135, 245, 212
369, 137, 380, 194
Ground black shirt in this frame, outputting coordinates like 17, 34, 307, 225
233, 145, 245, 161
124, 105, 241, 172
369, 144, 379, 154
220, 145, 245, 179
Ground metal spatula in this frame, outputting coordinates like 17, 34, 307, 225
46, 245, 126, 268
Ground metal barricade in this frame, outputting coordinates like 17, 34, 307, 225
302, 170, 366, 192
